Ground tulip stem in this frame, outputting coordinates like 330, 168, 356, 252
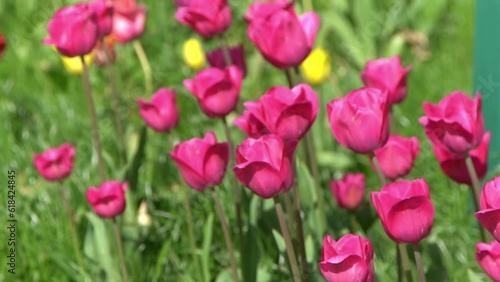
398, 244, 414, 282
219, 35, 233, 67
369, 153, 387, 186
132, 40, 153, 95
397, 243, 403, 282
212, 188, 240, 282
59, 182, 84, 272
465, 155, 487, 242
412, 244, 426, 282
80, 55, 106, 181
291, 182, 310, 282
273, 196, 301, 282
112, 217, 129, 282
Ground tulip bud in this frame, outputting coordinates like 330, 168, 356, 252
112, 0, 147, 44
33, 143, 76, 182
137, 88, 179, 132
183, 38, 206, 70
475, 176, 500, 242
475, 241, 500, 282
301, 47, 331, 84
86, 181, 128, 218
330, 173, 365, 210
175, 0, 231, 39
373, 135, 420, 180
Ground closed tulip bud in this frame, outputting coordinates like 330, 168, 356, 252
374, 135, 420, 180
361, 56, 411, 105
60, 52, 94, 75
170, 132, 229, 191
234, 134, 297, 199
475, 176, 500, 242
33, 143, 76, 182
327, 87, 390, 154
419, 91, 484, 154
475, 241, 500, 281
137, 88, 179, 132
207, 45, 247, 77
433, 131, 490, 185
319, 234, 375, 282
184, 66, 242, 118
330, 173, 365, 210
371, 179, 435, 244
112, 0, 147, 44
89, 0, 114, 38
245, 0, 320, 69
234, 84, 319, 141
183, 38, 205, 70
175, 0, 231, 39
301, 47, 331, 84
43, 3, 98, 57
86, 181, 128, 218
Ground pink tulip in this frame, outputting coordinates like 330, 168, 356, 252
330, 173, 365, 210
112, 0, 147, 44
137, 88, 179, 132
327, 87, 390, 154
476, 241, 500, 281
43, 3, 98, 57
170, 132, 229, 191
433, 131, 490, 185
232, 110, 270, 138
206, 45, 247, 77
184, 66, 242, 118
374, 135, 420, 180
33, 143, 76, 181
245, 0, 320, 69
175, 0, 231, 39
86, 181, 128, 218
361, 56, 411, 105
0, 32, 5, 59
234, 84, 318, 141
419, 91, 484, 154
475, 176, 500, 242
371, 179, 435, 244
319, 234, 374, 282
234, 134, 297, 199
89, 0, 114, 38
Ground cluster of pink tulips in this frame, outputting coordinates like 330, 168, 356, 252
31, 0, 500, 281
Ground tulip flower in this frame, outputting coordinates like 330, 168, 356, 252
89, 0, 114, 38
232, 110, 270, 138
475, 241, 500, 281
300, 47, 331, 84
234, 134, 297, 199
112, 0, 147, 44
371, 179, 435, 244
475, 176, 500, 242
327, 87, 390, 154
183, 38, 206, 70
137, 88, 179, 132
433, 131, 490, 185
170, 131, 229, 191
234, 84, 319, 141
60, 52, 95, 75
86, 181, 128, 218
43, 3, 98, 57
319, 234, 375, 282
330, 173, 365, 210
419, 91, 484, 154
207, 45, 247, 77
245, 0, 320, 69
361, 56, 411, 105
175, 0, 231, 39
0, 32, 5, 59
33, 143, 76, 182
184, 66, 242, 118
373, 135, 420, 180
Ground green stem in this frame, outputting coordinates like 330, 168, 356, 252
132, 40, 153, 95
398, 244, 414, 282
273, 197, 301, 282
59, 182, 84, 270
219, 35, 233, 67
112, 218, 129, 282
80, 56, 106, 181
304, 134, 326, 234
464, 155, 487, 242
412, 244, 426, 282
291, 183, 310, 282
301, 0, 313, 11
397, 243, 403, 282
211, 188, 239, 282
349, 212, 357, 234
369, 152, 387, 186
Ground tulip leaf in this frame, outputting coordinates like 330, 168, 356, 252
201, 213, 214, 282
272, 229, 286, 253
382, 34, 406, 58
305, 234, 315, 264
125, 125, 148, 191
466, 269, 484, 282
297, 160, 317, 208
317, 151, 353, 171
215, 269, 233, 282
406, 0, 448, 34
241, 226, 260, 282
153, 240, 172, 280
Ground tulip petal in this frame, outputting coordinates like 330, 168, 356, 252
319, 256, 369, 282
203, 142, 229, 186
170, 153, 208, 191
298, 12, 320, 48
475, 209, 500, 242
386, 196, 435, 243
234, 162, 283, 198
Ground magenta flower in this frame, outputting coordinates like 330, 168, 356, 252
33, 143, 76, 181
175, 0, 231, 38
138, 88, 179, 132
330, 173, 365, 210
374, 135, 420, 180
86, 181, 128, 218
475, 176, 500, 242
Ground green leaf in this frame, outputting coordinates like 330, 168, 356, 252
317, 151, 353, 171
466, 269, 483, 282
272, 229, 286, 253
125, 125, 148, 191
153, 240, 171, 280
215, 269, 233, 282
241, 226, 260, 282
201, 213, 214, 282
305, 235, 315, 264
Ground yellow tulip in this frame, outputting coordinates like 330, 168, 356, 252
183, 37, 205, 70
60, 52, 94, 75
301, 47, 331, 84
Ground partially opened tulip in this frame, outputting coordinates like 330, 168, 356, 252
89, 0, 114, 38
234, 134, 297, 199
170, 132, 229, 191
234, 84, 318, 141
245, 0, 320, 69
475, 241, 500, 281
361, 56, 411, 105
112, 0, 147, 44
33, 143, 76, 182
207, 45, 247, 77
327, 87, 390, 154
475, 176, 500, 242
184, 66, 242, 118
175, 0, 231, 38
183, 37, 205, 70
330, 173, 365, 210
371, 179, 435, 243
434, 131, 490, 185
301, 47, 331, 84
419, 91, 484, 154
86, 181, 128, 218
374, 135, 420, 180
319, 234, 374, 282
137, 88, 179, 132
